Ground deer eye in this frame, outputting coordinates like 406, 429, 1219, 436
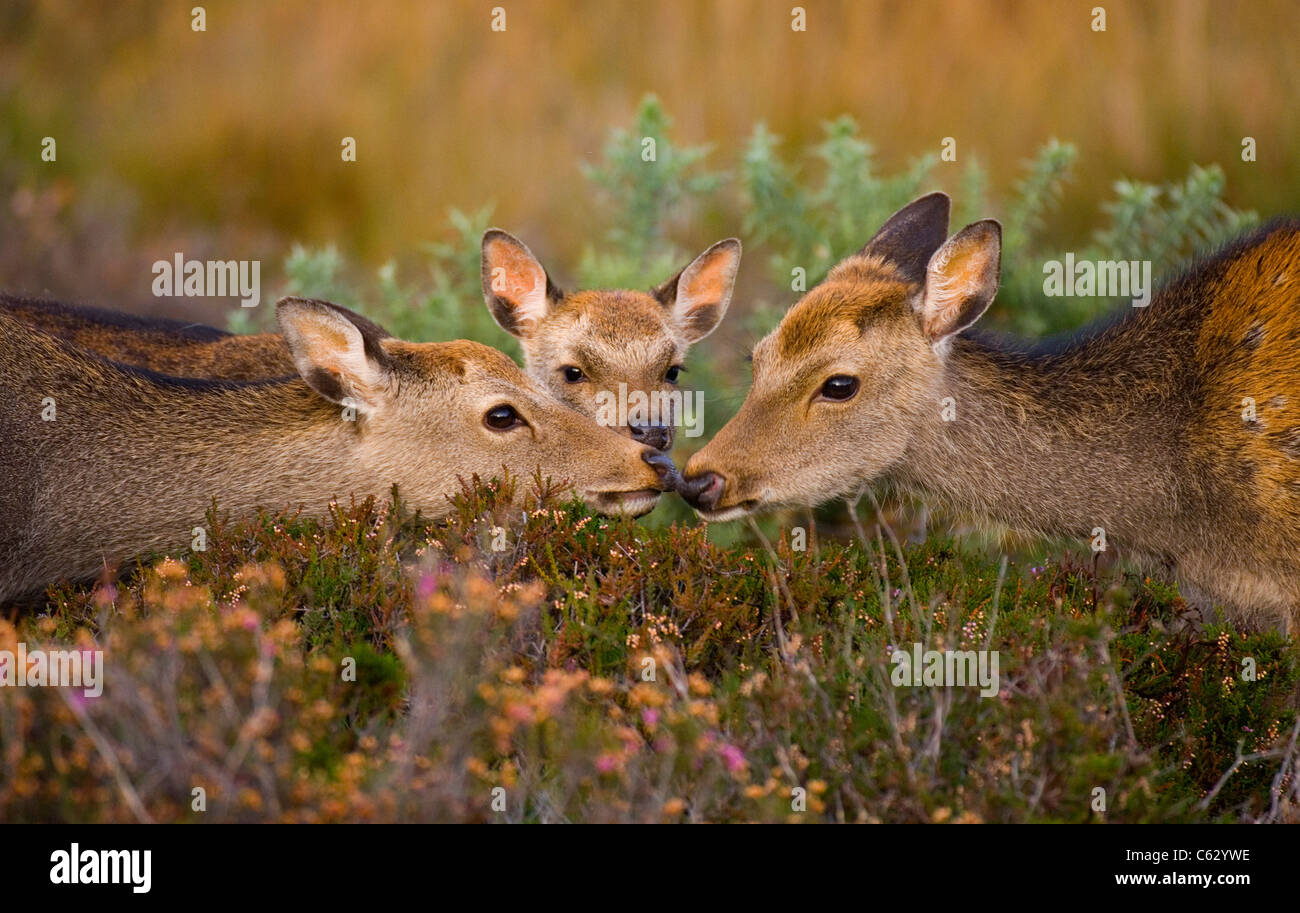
484, 404, 524, 431
819, 375, 860, 401
664, 365, 682, 384
562, 366, 585, 383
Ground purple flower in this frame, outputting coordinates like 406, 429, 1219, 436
719, 743, 746, 773
416, 571, 439, 599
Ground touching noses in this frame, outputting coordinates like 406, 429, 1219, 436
630, 423, 674, 452
641, 449, 680, 490
678, 471, 724, 511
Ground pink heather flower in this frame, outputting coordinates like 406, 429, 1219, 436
65, 689, 88, 712
416, 572, 439, 599
642, 709, 660, 727
595, 754, 619, 774
719, 743, 746, 773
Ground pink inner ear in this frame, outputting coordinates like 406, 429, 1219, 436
684, 270, 728, 305
487, 240, 544, 302
681, 253, 736, 308
309, 325, 350, 352
924, 242, 997, 338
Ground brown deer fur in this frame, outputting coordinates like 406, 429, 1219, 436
2, 230, 742, 451
681, 193, 1300, 631
480, 230, 740, 451
0, 293, 293, 380
0, 298, 674, 602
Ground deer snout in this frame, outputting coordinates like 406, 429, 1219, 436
641, 449, 680, 491
678, 471, 725, 512
630, 423, 674, 452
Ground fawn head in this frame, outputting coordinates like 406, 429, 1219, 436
680, 193, 1002, 519
481, 230, 741, 451
277, 297, 677, 516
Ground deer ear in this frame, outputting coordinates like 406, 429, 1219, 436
653, 238, 741, 343
277, 297, 394, 413
859, 192, 951, 284
481, 230, 563, 338
916, 220, 1002, 344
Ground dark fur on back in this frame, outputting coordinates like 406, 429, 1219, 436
0, 293, 231, 342
1, 294, 295, 380
964, 218, 1300, 361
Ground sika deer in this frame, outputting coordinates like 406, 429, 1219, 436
0, 298, 676, 602
680, 193, 1300, 631
481, 230, 740, 450
4, 230, 743, 453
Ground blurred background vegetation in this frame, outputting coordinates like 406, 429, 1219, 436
3, 0, 1293, 303
1, 0, 1293, 519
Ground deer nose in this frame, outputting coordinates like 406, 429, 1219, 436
678, 471, 725, 512
640, 449, 680, 490
630, 423, 674, 451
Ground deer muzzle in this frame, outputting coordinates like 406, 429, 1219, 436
677, 470, 725, 511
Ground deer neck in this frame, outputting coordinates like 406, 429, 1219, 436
895, 330, 1181, 546
195, 382, 395, 513
79, 377, 388, 526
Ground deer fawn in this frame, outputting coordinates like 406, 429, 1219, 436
0, 297, 677, 602
3, 231, 741, 451
480, 231, 740, 451
680, 192, 1300, 632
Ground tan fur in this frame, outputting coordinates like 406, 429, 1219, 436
682, 193, 1300, 632
0, 299, 674, 602
482, 230, 740, 450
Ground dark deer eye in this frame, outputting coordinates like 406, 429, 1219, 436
820, 375, 860, 401
562, 366, 585, 383
665, 365, 681, 384
484, 404, 523, 431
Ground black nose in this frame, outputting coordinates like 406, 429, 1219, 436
630, 423, 674, 451
641, 449, 679, 489
678, 471, 724, 511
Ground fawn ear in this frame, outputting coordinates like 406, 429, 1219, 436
653, 238, 741, 343
277, 297, 395, 413
859, 192, 951, 284
916, 220, 1002, 344
481, 229, 563, 338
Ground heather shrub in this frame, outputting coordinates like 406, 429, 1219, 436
3, 481, 1295, 823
